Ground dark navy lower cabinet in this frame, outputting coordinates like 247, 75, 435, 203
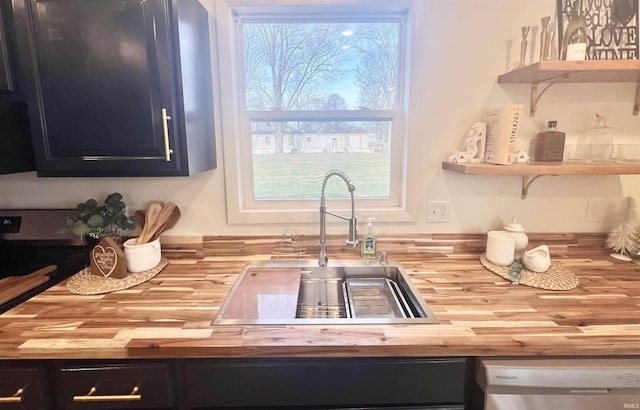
183, 357, 469, 409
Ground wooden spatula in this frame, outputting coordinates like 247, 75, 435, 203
149, 205, 181, 242
137, 202, 163, 245
141, 202, 177, 244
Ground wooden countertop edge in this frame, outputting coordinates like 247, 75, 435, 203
122, 333, 640, 358
123, 342, 640, 359
2, 341, 639, 360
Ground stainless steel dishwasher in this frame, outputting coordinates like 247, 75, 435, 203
476, 358, 640, 410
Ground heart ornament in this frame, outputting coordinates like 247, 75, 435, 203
92, 245, 118, 277
89, 237, 128, 280
614, 0, 637, 27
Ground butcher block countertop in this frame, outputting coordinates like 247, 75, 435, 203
1, 233, 639, 360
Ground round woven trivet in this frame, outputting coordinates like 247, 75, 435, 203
480, 254, 578, 291
67, 257, 168, 295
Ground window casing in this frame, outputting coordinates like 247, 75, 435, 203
216, 1, 414, 226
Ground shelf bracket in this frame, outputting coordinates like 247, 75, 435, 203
521, 174, 560, 199
529, 74, 572, 117
634, 79, 640, 116
521, 175, 545, 199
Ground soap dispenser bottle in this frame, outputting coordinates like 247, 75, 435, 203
361, 217, 377, 259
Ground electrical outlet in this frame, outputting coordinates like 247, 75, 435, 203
585, 199, 605, 223
427, 200, 450, 223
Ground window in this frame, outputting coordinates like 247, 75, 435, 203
217, 1, 412, 225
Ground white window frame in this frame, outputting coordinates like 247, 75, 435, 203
214, 0, 415, 226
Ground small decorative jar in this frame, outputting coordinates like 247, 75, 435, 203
504, 217, 529, 258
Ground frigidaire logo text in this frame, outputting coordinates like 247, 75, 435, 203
495, 375, 517, 380
623, 403, 640, 408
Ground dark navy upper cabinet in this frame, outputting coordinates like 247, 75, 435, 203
0, 0, 36, 174
0, 99, 36, 174
0, 0, 17, 94
12, 0, 216, 177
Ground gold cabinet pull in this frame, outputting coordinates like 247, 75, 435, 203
73, 385, 141, 402
161, 108, 174, 161
0, 387, 24, 403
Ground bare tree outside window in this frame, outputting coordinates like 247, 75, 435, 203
244, 23, 347, 112
239, 15, 403, 200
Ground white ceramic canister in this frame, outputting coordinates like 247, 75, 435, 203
486, 231, 516, 266
503, 217, 528, 258
123, 237, 161, 273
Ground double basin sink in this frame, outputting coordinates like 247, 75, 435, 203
212, 260, 438, 325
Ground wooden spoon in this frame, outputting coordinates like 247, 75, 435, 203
142, 202, 177, 243
134, 210, 146, 229
149, 205, 181, 242
137, 202, 163, 245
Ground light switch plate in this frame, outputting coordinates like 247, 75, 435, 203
585, 199, 605, 223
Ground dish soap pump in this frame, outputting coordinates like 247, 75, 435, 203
361, 217, 377, 260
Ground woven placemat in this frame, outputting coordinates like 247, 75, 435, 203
480, 254, 578, 291
67, 257, 168, 295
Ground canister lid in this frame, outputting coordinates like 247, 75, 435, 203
504, 217, 525, 232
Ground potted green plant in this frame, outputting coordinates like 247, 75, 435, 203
59, 192, 138, 241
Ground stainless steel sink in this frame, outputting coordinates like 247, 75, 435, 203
212, 260, 438, 325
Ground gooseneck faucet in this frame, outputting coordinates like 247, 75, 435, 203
319, 169, 358, 267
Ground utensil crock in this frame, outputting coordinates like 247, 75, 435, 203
124, 237, 161, 273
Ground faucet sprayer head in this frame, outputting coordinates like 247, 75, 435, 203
321, 169, 355, 196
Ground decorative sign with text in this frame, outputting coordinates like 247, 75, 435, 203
90, 236, 127, 279
557, 0, 639, 60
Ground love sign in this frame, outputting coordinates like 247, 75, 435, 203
90, 237, 128, 279
557, 0, 639, 60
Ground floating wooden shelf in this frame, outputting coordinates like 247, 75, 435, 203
497, 60, 640, 116
498, 60, 640, 83
442, 161, 640, 175
442, 161, 640, 199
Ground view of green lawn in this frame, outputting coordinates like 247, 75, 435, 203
253, 152, 391, 199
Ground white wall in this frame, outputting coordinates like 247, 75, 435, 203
2, 0, 639, 236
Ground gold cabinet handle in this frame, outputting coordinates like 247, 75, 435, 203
0, 387, 24, 403
161, 108, 174, 161
73, 385, 141, 402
